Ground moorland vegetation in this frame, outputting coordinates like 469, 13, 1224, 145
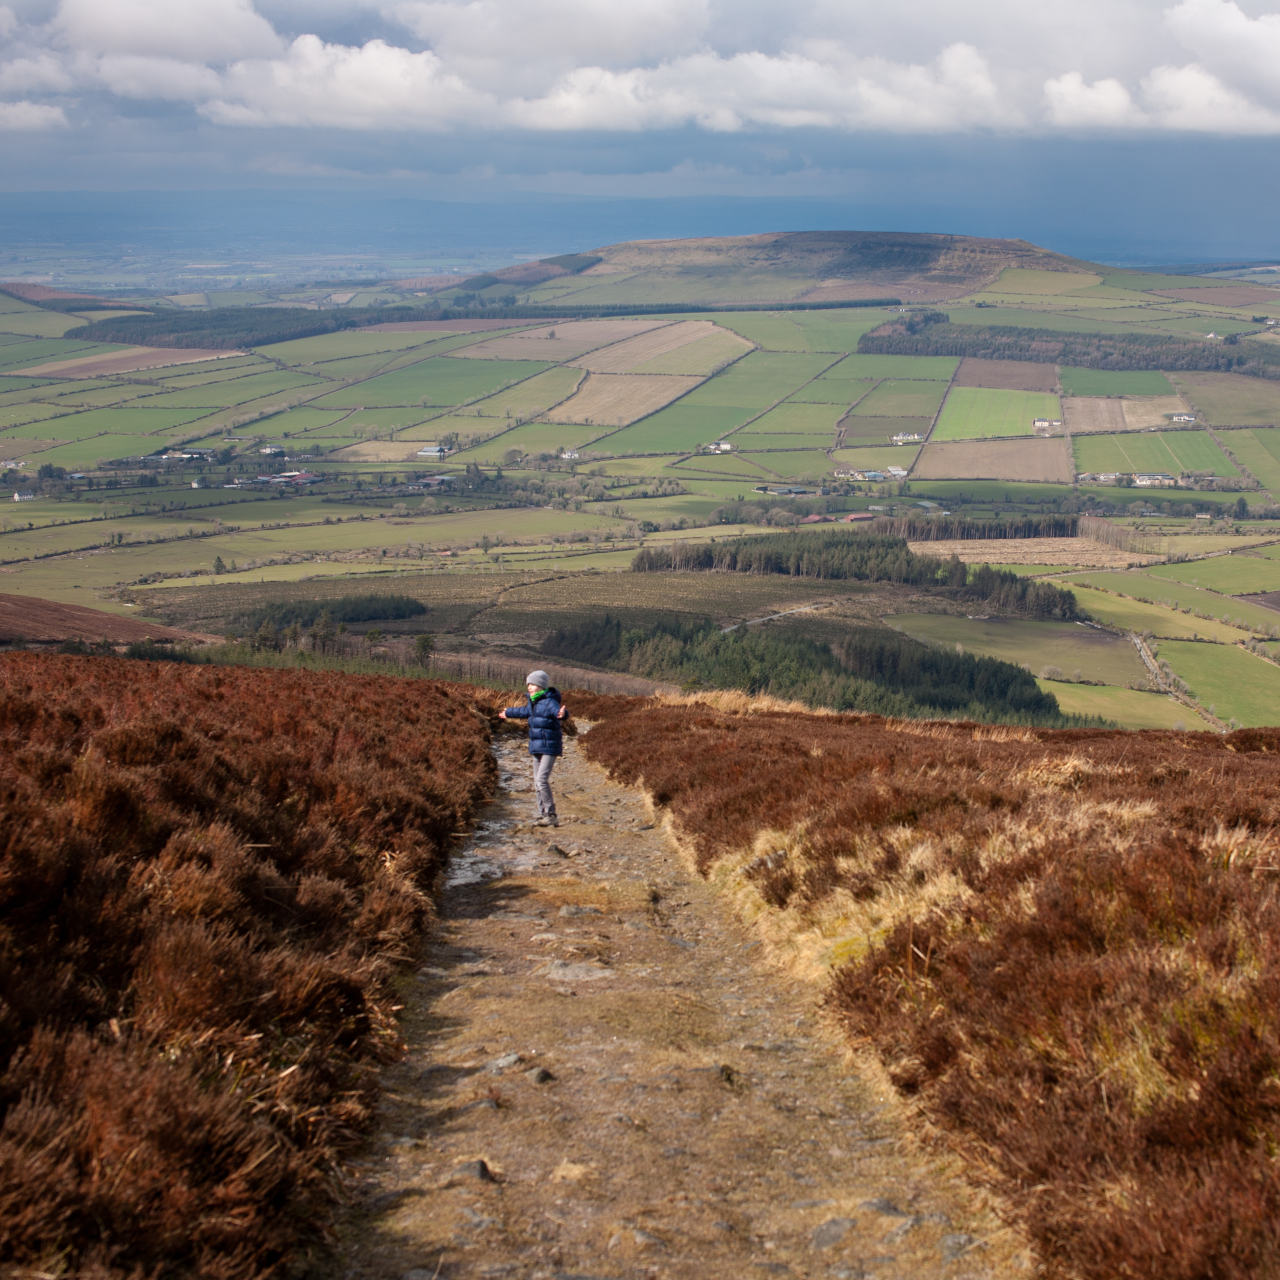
582, 695, 1280, 1280
0, 654, 497, 1277
7, 650, 1280, 1279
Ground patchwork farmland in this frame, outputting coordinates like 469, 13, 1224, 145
5, 229, 1280, 743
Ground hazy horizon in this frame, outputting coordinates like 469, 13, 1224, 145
3, 2, 1279, 290
2, 184, 1277, 293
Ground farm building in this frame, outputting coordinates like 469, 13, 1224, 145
417, 444, 448, 460
12, 492, 34, 502
705, 440, 734, 453
1134, 473, 1177, 487
890, 431, 924, 444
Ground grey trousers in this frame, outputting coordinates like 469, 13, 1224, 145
532, 753, 557, 816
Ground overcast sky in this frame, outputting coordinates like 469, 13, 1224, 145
3, 0, 1280, 259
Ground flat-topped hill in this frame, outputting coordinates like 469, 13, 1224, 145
480, 229, 1094, 307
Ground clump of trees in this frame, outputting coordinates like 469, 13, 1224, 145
860, 316, 1280, 379
632, 530, 1080, 620
545, 612, 1078, 725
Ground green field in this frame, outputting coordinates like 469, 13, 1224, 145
1064, 585, 1250, 642
592, 404, 750, 455
932, 388, 1062, 441
715, 310, 892, 353
1144, 555, 1280, 595
138, 371, 328, 408
680, 350, 836, 406
888, 612, 1149, 686
830, 444, 920, 470
1157, 641, 1280, 726
311, 357, 551, 409
822, 354, 958, 381
9, 229, 1280, 734
739, 403, 842, 434
1059, 368, 1174, 397
789, 377, 878, 406
449, 421, 608, 462
1067, 571, 1280, 634
1072, 430, 1240, 477
1039, 680, 1215, 729
850, 380, 949, 419
1217, 429, 1280, 494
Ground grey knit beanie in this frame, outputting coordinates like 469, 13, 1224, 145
526, 669, 550, 688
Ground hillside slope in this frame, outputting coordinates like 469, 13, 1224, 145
493, 229, 1094, 307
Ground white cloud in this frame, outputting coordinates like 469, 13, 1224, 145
1044, 72, 1144, 127
1141, 61, 1280, 131
514, 42, 1009, 134
202, 34, 491, 127
55, 0, 282, 61
4, 0, 1280, 142
387, 0, 710, 75
92, 54, 223, 101
0, 98, 68, 128
1165, 0, 1280, 105
0, 53, 74, 94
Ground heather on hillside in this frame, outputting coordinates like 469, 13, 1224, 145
583, 702, 1280, 1280
0, 654, 496, 1279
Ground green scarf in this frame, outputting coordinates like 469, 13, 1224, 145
530, 688, 547, 703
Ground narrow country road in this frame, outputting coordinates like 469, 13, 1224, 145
329, 733, 1030, 1280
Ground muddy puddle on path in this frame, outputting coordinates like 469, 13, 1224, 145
330, 736, 1031, 1280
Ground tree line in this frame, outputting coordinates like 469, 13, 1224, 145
65, 295, 901, 350
860, 317, 1280, 380
875, 513, 1079, 540
543, 613, 1083, 726
631, 530, 1080, 619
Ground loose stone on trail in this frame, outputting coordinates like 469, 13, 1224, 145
331, 735, 1030, 1279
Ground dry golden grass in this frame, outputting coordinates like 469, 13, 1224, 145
1063, 397, 1127, 433
575, 321, 750, 374
15, 346, 238, 377
1122, 395, 1192, 429
906, 536, 1160, 568
655, 689, 832, 716
545, 372, 701, 426
912, 438, 1075, 483
328, 439, 439, 461
449, 319, 663, 361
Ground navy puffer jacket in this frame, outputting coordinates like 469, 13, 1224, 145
504, 686, 564, 756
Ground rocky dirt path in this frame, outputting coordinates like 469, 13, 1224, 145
330, 735, 1031, 1280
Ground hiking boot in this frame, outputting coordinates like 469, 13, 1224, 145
534, 815, 559, 827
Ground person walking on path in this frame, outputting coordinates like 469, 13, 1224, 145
499, 669, 567, 827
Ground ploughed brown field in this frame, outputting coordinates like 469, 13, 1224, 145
955, 357, 1060, 392
912, 437, 1075, 483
